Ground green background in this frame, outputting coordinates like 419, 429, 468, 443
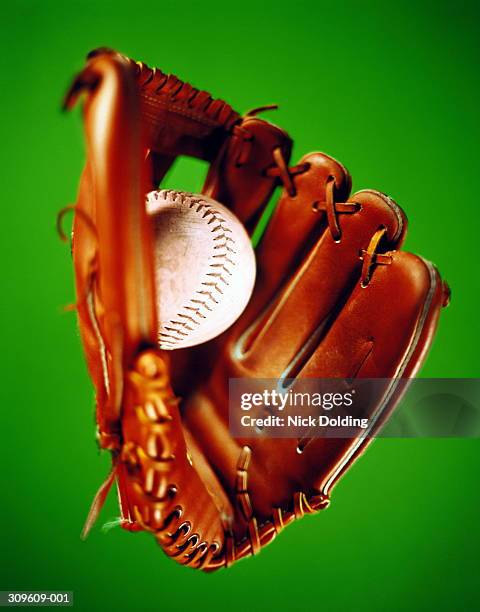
1, 1, 479, 610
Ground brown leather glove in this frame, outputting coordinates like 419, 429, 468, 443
61, 48, 450, 571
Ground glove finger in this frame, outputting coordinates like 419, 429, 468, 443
297, 250, 446, 496
69, 52, 158, 435
203, 114, 292, 233
298, 252, 444, 378
242, 152, 353, 326
234, 189, 406, 376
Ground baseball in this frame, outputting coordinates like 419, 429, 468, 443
146, 189, 256, 350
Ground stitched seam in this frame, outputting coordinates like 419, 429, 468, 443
321, 260, 438, 495
86, 288, 110, 396
142, 101, 222, 129
353, 189, 404, 242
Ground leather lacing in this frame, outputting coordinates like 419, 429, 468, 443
267, 158, 395, 286
144, 443, 329, 570
131, 58, 240, 130
312, 177, 360, 241
110, 351, 221, 569
359, 227, 392, 287
237, 135, 362, 251
115, 357, 330, 570
265, 147, 310, 197
56, 205, 117, 408
267, 160, 392, 283
57, 205, 95, 245
221, 445, 330, 570
229, 103, 310, 196
262, 144, 359, 246
56, 205, 106, 327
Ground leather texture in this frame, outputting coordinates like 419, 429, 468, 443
62, 48, 450, 570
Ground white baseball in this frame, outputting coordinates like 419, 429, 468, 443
146, 189, 256, 350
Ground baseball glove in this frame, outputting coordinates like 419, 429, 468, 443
61, 48, 450, 570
